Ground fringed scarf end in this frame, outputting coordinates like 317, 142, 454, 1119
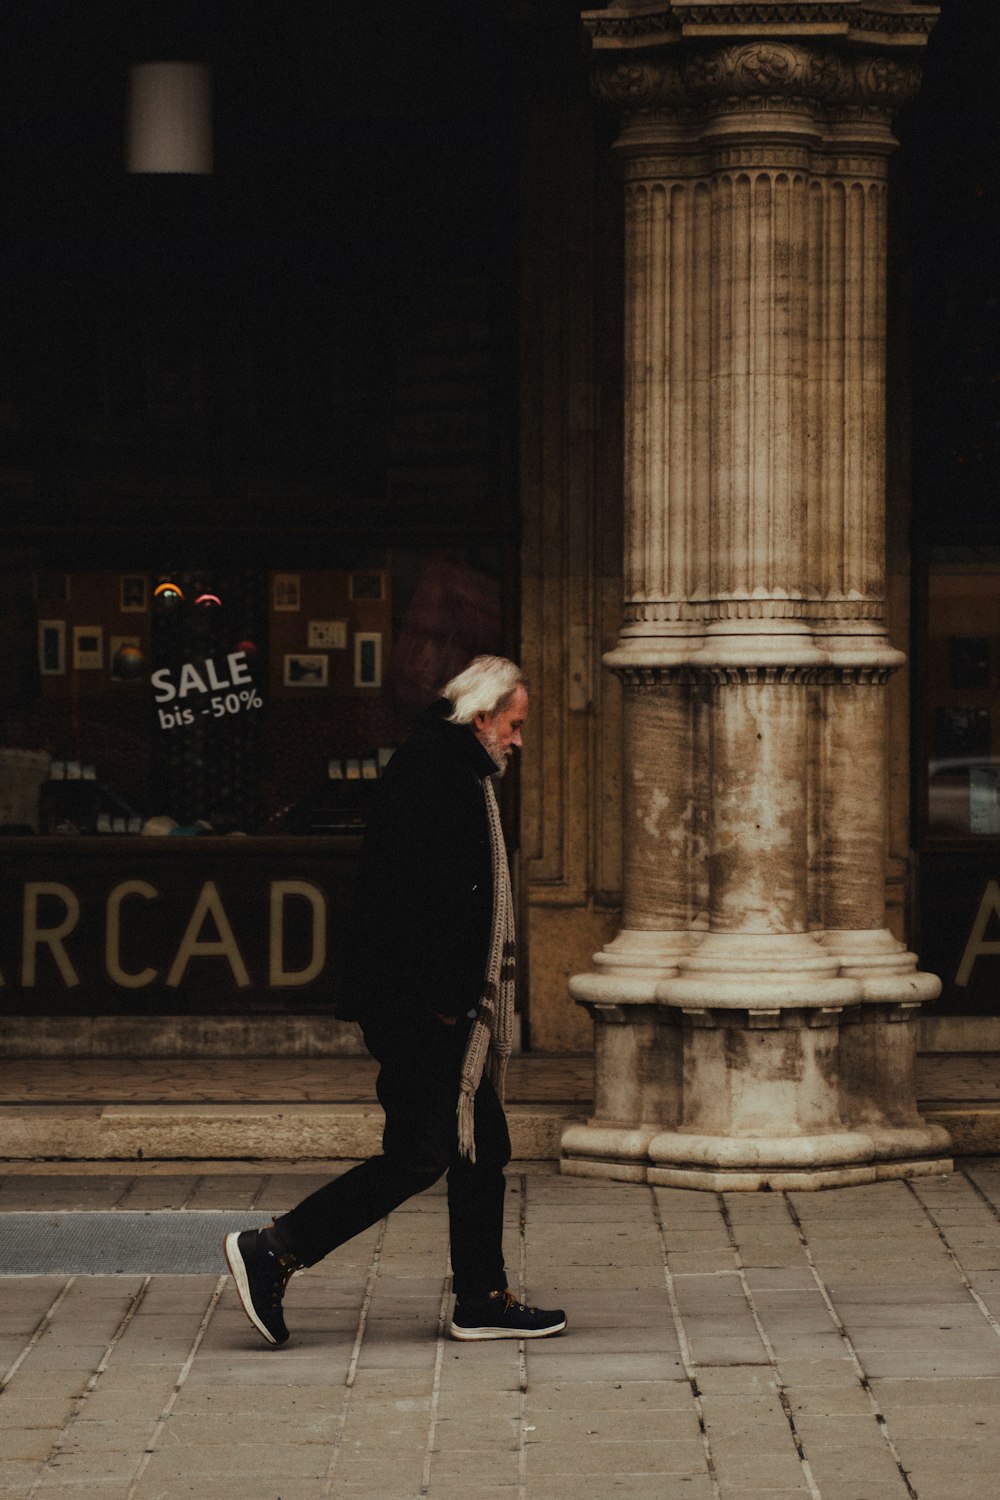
457, 1088, 477, 1162
455, 776, 515, 1160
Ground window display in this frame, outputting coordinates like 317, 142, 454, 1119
925, 558, 1000, 838
0, 547, 506, 840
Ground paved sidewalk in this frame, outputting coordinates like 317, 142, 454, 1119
3, 1163, 1000, 1498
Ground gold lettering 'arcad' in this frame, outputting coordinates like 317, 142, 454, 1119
164, 881, 251, 988
0, 879, 327, 991
21, 883, 81, 987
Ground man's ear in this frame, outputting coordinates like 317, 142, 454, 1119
472, 710, 490, 733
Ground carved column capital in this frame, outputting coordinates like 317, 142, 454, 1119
592, 38, 923, 123
593, 58, 688, 111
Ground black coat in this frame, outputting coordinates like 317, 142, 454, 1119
337, 700, 498, 1024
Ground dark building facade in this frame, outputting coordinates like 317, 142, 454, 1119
0, 2, 998, 1165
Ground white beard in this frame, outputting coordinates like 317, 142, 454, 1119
481, 726, 510, 777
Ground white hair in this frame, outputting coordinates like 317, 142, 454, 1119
442, 655, 527, 724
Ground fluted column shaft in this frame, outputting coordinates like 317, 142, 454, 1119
621, 679, 702, 934
813, 676, 889, 933
621, 156, 711, 630
708, 677, 808, 935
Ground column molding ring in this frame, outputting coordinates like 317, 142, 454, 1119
585, 4, 938, 46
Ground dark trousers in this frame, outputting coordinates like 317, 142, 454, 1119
273, 1013, 511, 1301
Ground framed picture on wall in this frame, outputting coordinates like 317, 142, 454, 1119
38, 620, 65, 676
72, 626, 103, 670
354, 632, 382, 688
283, 653, 328, 688
120, 574, 149, 612
273, 574, 301, 612
308, 619, 347, 649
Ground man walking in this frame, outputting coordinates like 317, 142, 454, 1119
224, 655, 566, 1344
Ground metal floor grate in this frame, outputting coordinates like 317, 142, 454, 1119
0, 1211, 273, 1276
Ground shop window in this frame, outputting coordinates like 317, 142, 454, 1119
0, 547, 506, 839
925, 556, 1000, 838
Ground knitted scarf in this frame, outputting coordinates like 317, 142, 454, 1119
456, 775, 515, 1161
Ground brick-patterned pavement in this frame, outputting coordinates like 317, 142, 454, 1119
4, 1162, 1000, 1498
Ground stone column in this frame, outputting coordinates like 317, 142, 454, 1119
563, 1, 950, 1189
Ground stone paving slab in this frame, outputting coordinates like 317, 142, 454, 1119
5, 1163, 1000, 1497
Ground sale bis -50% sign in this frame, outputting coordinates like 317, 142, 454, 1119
152, 651, 264, 729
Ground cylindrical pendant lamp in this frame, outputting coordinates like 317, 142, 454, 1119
126, 62, 213, 175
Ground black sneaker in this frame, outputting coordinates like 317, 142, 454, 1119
449, 1287, 566, 1341
223, 1228, 299, 1345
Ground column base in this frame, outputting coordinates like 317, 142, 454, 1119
570, 928, 695, 1005
816, 928, 943, 1004
559, 1124, 660, 1184
560, 1119, 953, 1191
562, 983, 954, 1190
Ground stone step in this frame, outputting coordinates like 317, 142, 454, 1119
922, 1104, 1000, 1158
0, 1100, 997, 1166
0, 1101, 581, 1164
0, 1054, 996, 1166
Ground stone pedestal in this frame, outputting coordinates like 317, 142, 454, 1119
563, 1, 950, 1189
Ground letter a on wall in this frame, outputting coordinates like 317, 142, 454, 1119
955, 879, 1000, 988
166, 881, 251, 989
